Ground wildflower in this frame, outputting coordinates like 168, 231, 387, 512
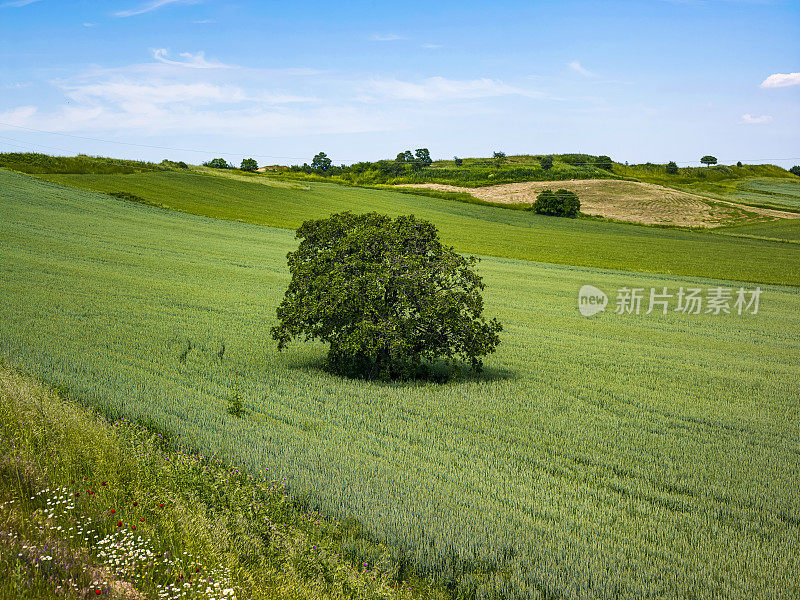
132, 501, 138, 506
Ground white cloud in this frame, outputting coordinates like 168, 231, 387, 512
1, 0, 42, 6
365, 76, 544, 101
83, 22, 97, 27
740, 113, 773, 124
369, 33, 405, 41
64, 81, 250, 106
152, 48, 234, 69
568, 61, 595, 77
114, 0, 196, 18
0, 106, 38, 127
422, 43, 442, 49
759, 72, 800, 88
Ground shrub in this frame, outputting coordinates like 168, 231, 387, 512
271, 212, 503, 380
454, 156, 463, 167
531, 188, 580, 217
789, 166, 800, 177
666, 161, 679, 174
540, 155, 554, 171
204, 158, 233, 169
595, 155, 613, 171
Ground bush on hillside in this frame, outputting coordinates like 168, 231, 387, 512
595, 155, 613, 171
790, 166, 800, 177
540, 155, 554, 170
666, 161, 679, 174
271, 212, 503, 380
204, 157, 233, 169
531, 188, 581, 218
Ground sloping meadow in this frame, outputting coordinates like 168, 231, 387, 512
1, 170, 799, 599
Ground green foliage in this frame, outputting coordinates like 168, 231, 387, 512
595, 155, 613, 170
108, 190, 147, 203
701, 155, 718, 167
204, 157, 233, 169
240, 158, 258, 172
531, 188, 581, 217
539, 155, 553, 170
0, 365, 443, 600
453, 156, 463, 167
311, 152, 332, 173
0, 152, 163, 174
790, 166, 800, 177
413, 148, 432, 171
665, 161, 679, 174
31, 169, 800, 284
2, 171, 800, 599
272, 212, 502, 379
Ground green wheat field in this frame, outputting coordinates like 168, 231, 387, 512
2, 168, 799, 598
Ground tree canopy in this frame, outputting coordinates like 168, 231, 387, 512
665, 161, 679, 174
700, 155, 718, 167
531, 189, 581, 218
240, 158, 258, 172
271, 212, 503, 380
311, 152, 333, 173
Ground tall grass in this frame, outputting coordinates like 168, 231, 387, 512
0, 152, 167, 175
0, 363, 445, 600
1, 170, 799, 598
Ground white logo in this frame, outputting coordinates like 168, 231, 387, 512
578, 285, 608, 317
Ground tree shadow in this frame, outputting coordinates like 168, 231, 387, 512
283, 354, 518, 386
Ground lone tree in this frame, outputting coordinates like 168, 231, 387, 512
539, 155, 553, 171
311, 152, 332, 173
665, 161, 679, 174
789, 166, 800, 177
454, 156, 463, 167
271, 212, 503, 380
700, 155, 717, 167
240, 158, 258, 172
531, 189, 580, 218
413, 148, 433, 171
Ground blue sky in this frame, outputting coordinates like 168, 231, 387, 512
0, 0, 798, 167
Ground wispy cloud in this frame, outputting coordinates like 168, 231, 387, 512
568, 61, 595, 77
759, 72, 800, 88
83, 22, 97, 27
740, 113, 773, 124
365, 76, 545, 101
369, 33, 405, 41
1, 0, 42, 7
152, 48, 234, 69
422, 43, 442, 49
114, 0, 196, 18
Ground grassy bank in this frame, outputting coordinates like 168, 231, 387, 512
0, 363, 444, 600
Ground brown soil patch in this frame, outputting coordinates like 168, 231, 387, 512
400, 180, 799, 227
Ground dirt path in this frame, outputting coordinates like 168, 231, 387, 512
400, 180, 799, 227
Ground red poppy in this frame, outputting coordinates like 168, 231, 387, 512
95, 591, 101, 596
132, 502, 138, 506
101, 482, 107, 486
158, 504, 164, 508
131, 525, 136, 530
139, 518, 145, 522
110, 509, 115, 514
117, 522, 122, 527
